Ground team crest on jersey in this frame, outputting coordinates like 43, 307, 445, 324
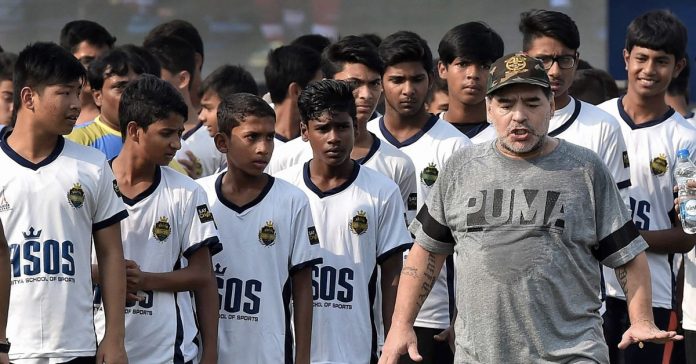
112, 180, 122, 198
649, 154, 668, 176
349, 210, 368, 235
420, 163, 439, 187
152, 216, 171, 242
258, 220, 276, 246
67, 183, 85, 208
0, 190, 10, 212
622, 151, 630, 168
307, 226, 320, 245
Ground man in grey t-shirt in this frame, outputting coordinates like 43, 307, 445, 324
379, 53, 682, 363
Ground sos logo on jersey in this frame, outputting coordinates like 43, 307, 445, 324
9, 227, 76, 280
215, 263, 262, 317
312, 265, 354, 309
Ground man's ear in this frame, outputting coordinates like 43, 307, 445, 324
288, 82, 301, 100
92, 89, 103, 108
176, 70, 191, 91
20, 87, 34, 111
214, 132, 229, 153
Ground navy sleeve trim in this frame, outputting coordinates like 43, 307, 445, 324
616, 179, 631, 190
377, 243, 412, 264
183, 236, 222, 259
290, 258, 323, 275
416, 205, 455, 245
92, 210, 129, 231
593, 220, 640, 262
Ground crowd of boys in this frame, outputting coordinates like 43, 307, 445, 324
0, 7, 694, 364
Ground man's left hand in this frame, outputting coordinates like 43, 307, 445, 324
618, 319, 683, 349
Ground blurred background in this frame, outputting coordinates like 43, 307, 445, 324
0, 0, 694, 100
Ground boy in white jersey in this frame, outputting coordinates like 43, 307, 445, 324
520, 9, 631, 199
198, 93, 320, 363
0, 42, 128, 364
366, 31, 471, 364
95, 75, 221, 364
0, 222, 10, 364
277, 80, 412, 363
597, 10, 696, 363
437, 22, 503, 144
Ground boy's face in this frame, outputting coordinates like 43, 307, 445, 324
333, 62, 382, 124
382, 61, 431, 118
0, 80, 13, 125
524, 36, 577, 102
426, 90, 449, 114
438, 58, 488, 107
73, 41, 109, 70
29, 81, 82, 135
133, 112, 184, 166
624, 46, 685, 99
215, 115, 275, 177
302, 110, 356, 167
199, 90, 221, 137
95, 67, 139, 128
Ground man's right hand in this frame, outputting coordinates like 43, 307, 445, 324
379, 322, 421, 364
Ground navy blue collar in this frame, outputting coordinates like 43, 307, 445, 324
274, 133, 294, 143
182, 122, 203, 141
549, 98, 582, 137
378, 114, 438, 148
354, 132, 381, 165
0, 131, 65, 171
120, 166, 162, 206
215, 172, 275, 213
617, 96, 675, 130
303, 160, 360, 198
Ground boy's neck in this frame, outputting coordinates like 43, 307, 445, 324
6, 117, 60, 164
274, 100, 300, 141
445, 100, 486, 124
383, 106, 432, 142
351, 119, 374, 159
112, 144, 159, 189
622, 91, 671, 124
308, 158, 355, 192
220, 167, 269, 207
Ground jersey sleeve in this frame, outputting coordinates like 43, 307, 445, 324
92, 158, 128, 231
591, 158, 648, 268
408, 159, 456, 256
376, 185, 413, 264
181, 186, 221, 259
288, 193, 323, 274
397, 158, 418, 224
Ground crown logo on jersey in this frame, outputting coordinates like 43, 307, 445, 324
0, 189, 10, 212
67, 183, 85, 208
258, 220, 276, 246
214, 263, 227, 276
22, 227, 42, 240
349, 210, 368, 235
152, 216, 171, 242
650, 154, 668, 176
420, 163, 439, 187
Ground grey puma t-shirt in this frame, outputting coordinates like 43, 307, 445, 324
410, 139, 647, 363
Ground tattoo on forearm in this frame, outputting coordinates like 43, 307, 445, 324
401, 266, 419, 279
416, 253, 437, 308
616, 267, 628, 296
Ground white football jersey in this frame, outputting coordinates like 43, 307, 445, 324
550, 97, 631, 197
599, 97, 696, 308
277, 162, 412, 364
368, 115, 470, 329
197, 173, 322, 363
93, 166, 220, 364
266, 136, 308, 175
0, 135, 127, 362
684, 247, 696, 331
175, 123, 226, 179
438, 112, 497, 144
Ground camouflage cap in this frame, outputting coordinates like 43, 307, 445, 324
486, 53, 550, 95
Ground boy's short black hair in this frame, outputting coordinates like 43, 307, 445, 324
519, 9, 580, 51
298, 79, 356, 124
569, 68, 619, 105
264, 45, 321, 104
121, 44, 161, 77
118, 74, 187, 139
360, 33, 382, 48
145, 19, 204, 60
439, 22, 504, 66
13, 42, 86, 124
88, 47, 147, 91
321, 35, 383, 79
292, 34, 332, 54
217, 93, 275, 136
427, 61, 448, 105
625, 9, 687, 61
200, 65, 258, 100
0, 52, 17, 82
59, 20, 116, 53
379, 31, 433, 75
144, 36, 196, 82
667, 54, 690, 99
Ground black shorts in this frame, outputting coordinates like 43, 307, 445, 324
399, 326, 454, 364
